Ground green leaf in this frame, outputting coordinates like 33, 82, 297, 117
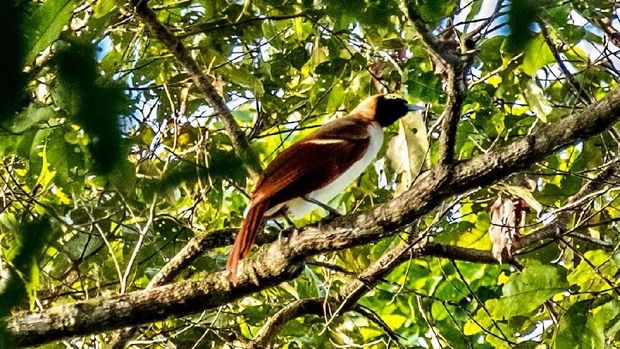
326, 83, 344, 113
93, 0, 123, 18
22, 0, 76, 65
219, 65, 265, 97
2, 105, 55, 133
488, 264, 568, 318
554, 300, 605, 349
54, 40, 128, 174
506, 0, 545, 53
521, 34, 555, 76
232, 109, 253, 123
478, 36, 505, 66
567, 250, 618, 292
591, 299, 620, 338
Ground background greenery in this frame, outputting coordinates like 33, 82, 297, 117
1, 0, 620, 348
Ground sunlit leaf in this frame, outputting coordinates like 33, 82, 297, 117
93, 0, 123, 18
219, 65, 265, 97
521, 35, 555, 76
498, 183, 543, 213
524, 80, 552, 123
488, 264, 568, 318
385, 113, 428, 194
554, 300, 604, 349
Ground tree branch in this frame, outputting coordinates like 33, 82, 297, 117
249, 297, 324, 348
438, 65, 466, 164
106, 225, 292, 348
402, 1, 470, 164
106, 227, 236, 348
128, 0, 262, 179
595, 17, 620, 48
6, 88, 620, 347
246, 158, 620, 347
402, 1, 459, 65
514, 161, 620, 253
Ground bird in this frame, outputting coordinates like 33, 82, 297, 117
226, 94, 422, 283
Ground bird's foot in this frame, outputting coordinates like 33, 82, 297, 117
285, 226, 300, 245
248, 262, 261, 286
277, 215, 296, 244
283, 214, 296, 228
325, 210, 342, 220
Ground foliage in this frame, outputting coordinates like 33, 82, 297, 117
0, 0, 619, 348
0, 218, 52, 347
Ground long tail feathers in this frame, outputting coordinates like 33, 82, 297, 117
226, 200, 269, 284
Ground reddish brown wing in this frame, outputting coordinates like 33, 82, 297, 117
252, 116, 372, 206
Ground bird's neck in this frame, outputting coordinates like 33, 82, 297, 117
350, 98, 379, 121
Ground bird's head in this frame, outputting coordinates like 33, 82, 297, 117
352, 94, 423, 127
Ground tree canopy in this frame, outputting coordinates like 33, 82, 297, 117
1, 0, 620, 348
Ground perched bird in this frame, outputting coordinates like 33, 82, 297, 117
227, 94, 422, 283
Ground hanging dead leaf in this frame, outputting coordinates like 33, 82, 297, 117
524, 80, 552, 123
489, 195, 520, 263
386, 113, 429, 195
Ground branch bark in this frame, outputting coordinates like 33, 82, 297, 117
248, 159, 620, 347
6, 88, 620, 347
128, 0, 262, 179
105, 226, 289, 348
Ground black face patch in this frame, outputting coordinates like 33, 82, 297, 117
374, 96, 410, 127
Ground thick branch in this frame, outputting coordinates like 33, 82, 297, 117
249, 160, 620, 347
128, 0, 261, 179
438, 65, 465, 164
106, 226, 290, 348
6, 88, 620, 347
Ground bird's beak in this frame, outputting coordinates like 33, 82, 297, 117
407, 104, 424, 112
